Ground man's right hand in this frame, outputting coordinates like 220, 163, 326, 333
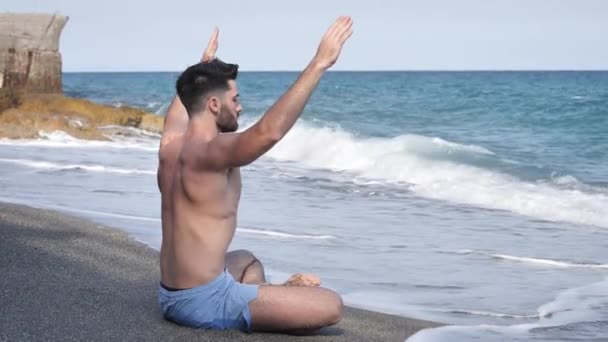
312, 16, 354, 71
284, 273, 321, 287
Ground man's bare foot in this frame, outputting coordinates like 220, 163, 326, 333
284, 273, 321, 287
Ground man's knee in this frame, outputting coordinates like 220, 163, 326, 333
227, 249, 265, 284
313, 289, 343, 327
235, 249, 263, 271
227, 249, 261, 271
325, 291, 344, 325
242, 259, 266, 284
230, 249, 257, 262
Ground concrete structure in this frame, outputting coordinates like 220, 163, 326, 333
0, 13, 68, 93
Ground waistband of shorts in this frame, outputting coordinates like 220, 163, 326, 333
158, 268, 230, 300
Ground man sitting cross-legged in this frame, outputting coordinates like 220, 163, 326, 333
156, 16, 354, 332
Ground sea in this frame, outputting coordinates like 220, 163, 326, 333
1, 71, 607, 341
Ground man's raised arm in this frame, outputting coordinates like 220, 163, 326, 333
160, 28, 219, 146
204, 16, 353, 169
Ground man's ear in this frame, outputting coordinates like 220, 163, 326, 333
208, 96, 221, 115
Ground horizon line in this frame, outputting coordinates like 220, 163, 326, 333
63, 69, 608, 73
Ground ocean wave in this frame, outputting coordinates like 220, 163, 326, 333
4, 120, 608, 229
154, 102, 171, 115
407, 277, 608, 342
0, 130, 159, 151
537, 276, 608, 321
0, 198, 334, 241
439, 249, 476, 255
444, 309, 538, 319
492, 254, 608, 269
97, 125, 162, 138
249, 119, 608, 228
440, 249, 608, 269
0, 158, 156, 175
71, 210, 336, 240
237, 226, 336, 240
550, 174, 581, 186
73, 211, 336, 240
341, 292, 538, 326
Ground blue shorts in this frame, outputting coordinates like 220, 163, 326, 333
158, 269, 259, 331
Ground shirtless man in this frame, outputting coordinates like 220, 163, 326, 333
157, 17, 353, 332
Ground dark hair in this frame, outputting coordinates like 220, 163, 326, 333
176, 59, 239, 116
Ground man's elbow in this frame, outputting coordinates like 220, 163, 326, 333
251, 124, 283, 146
266, 131, 283, 145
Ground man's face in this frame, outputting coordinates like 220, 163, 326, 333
216, 80, 242, 133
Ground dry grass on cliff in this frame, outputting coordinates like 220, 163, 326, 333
0, 93, 164, 140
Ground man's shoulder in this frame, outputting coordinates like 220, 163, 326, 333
179, 137, 232, 175
183, 133, 241, 168
159, 131, 185, 158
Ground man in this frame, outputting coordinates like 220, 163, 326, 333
156, 17, 353, 332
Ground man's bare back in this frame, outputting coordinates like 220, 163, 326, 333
156, 17, 353, 332
158, 134, 243, 288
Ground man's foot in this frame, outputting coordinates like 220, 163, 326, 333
284, 273, 321, 287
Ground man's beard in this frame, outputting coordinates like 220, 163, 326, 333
219, 123, 238, 133
217, 112, 238, 133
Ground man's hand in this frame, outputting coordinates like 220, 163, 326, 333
160, 27, 222, 150
201, 17, 354, 169
312, 16, 353, 71
284, 273, 321, 287
201, 27, 219, 62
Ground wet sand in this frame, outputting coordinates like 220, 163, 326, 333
0, 202, 442, 341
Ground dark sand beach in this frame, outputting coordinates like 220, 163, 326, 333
0, 202, 442, 341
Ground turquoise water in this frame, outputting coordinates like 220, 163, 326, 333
1, 71, 607, 341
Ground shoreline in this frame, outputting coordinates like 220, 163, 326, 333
0, 201, 443, 341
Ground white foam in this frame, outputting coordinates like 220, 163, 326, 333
97, 125, 162, 138
444, 309, 538, 319
52, 206, 161, 222
155, 102, 170, 115
0, 158, 156, 175
39, 130, 79, 142
430, 136, 494, 156
344, 290, 539, 326
252, 120, 608, 228
407, 276, 608, 341
0, 130, 158, 151
146, 101, 161, 109
551, 174, 581, 186
492, 254, 608, 269
441, 249, 608, 269
536, 276, 608, 323
236, 226, 335, 240
440, 249, 476, 255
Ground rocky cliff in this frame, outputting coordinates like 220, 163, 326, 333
0, 13, 68, 93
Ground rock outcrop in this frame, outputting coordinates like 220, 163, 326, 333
0, 13, 164, 140
0, 13, 68, 93
0, 94, 164, 140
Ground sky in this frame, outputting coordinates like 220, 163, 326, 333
2, 0, 607, 71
